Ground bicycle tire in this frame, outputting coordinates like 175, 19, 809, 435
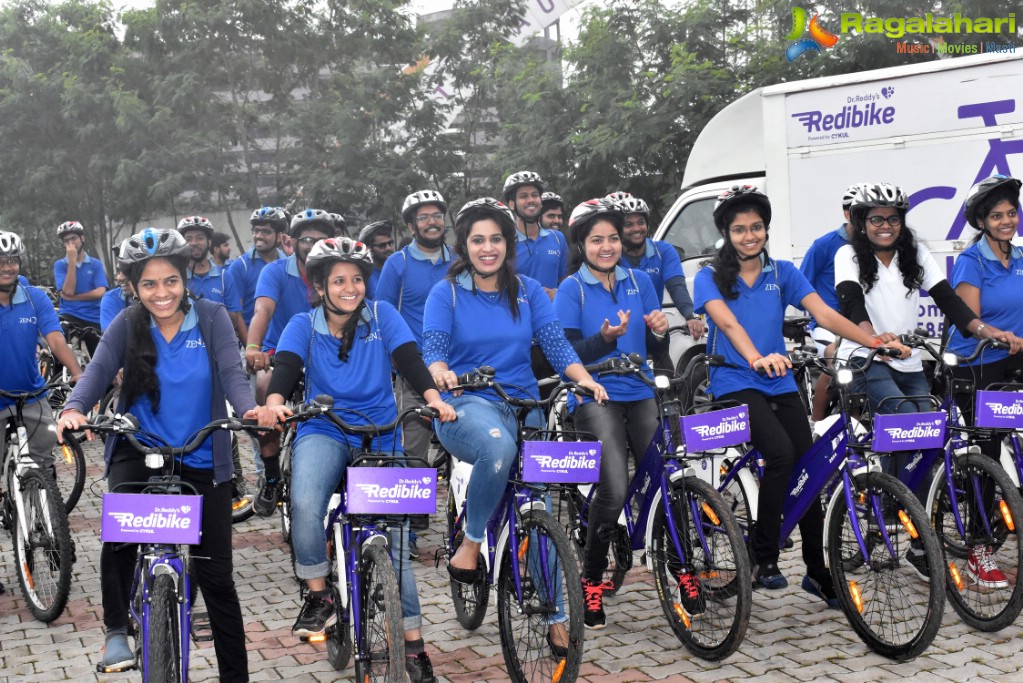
326, 583, 353, 670
560, 486, 630, 596
827, 472, 944, 661
496, 509, 583, 683
650, 476, 751, 661
146, 573, 183, 683
12, 468, 73, 622
230, 433, 255, 524
447, 490, 489, 629
51, 436, 85, 514
354, 543, 404, 683
930, 452, 1023, 631
719, 469, 755, 558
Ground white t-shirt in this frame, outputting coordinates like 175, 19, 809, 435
834, 242, 945, 372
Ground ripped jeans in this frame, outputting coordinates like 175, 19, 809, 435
435, 393, 542, 542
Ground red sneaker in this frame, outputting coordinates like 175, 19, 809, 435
967, 545, 1009, 589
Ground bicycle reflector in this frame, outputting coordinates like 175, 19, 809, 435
898, 509, 919, 539
949, 563, 964, 592
849, 581, 864, 613
1000, 500, 1016, 532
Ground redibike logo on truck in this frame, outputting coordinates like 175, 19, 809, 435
791, 87, 897, 141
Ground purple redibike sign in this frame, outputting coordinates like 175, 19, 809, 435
975, 391, 1023, 429
680, 405, 751, 452
101, 493, 203, 545
346, 468, 437, 515
521, 441, 601, 483
872, 412, 947, 451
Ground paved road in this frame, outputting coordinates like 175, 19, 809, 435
3, 441, 1023, 682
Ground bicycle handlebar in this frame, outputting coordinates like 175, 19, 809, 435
67, 414, 269, 457
283, 395, 438, 435
899, 330, 1007, 367
451, 368, 593, 407
0, 379, 72, 402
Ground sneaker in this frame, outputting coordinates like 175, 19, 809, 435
754, 561, 788, 589
409, 532, 420, 560
253, 476, 282, 518
905, 547, 931, 582
405, 651, 436, 683
582, 578, 611, 629
967, 545, 1009, 589
292, 591, 337, 637
677, 571, 706, 616
99, 632, 135, 672
801, 574, 839, 609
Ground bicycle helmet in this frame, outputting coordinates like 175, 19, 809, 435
401, 190, 447, 225
712, 185, 772, 232
176, 215, 214, 239
605, 191, 633, 203
57, 221, 85, 238
841, 183, 871, 210
0, 230, 25, 258
249, 206, 289, 232
305, 237, 374, 283
848, 183, 909, 212
964, 175, 1022, 229
502, 171, 546, 201
357, 220, 393, 244
329, 212, 348, 235
568, 197, 624, 232
118, 228, 190, 266
617, 196, 650, 218
289, 209, 337, 239
541, 192, 564, 211
454, 197, 516, 230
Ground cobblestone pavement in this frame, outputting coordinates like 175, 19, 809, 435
3, 441, 1023, 683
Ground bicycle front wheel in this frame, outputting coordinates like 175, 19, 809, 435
827, 472, 944, 661
931, 452, 1023, 631
51, 437, 86, 514
146, 573, 183, 683
354, 543, 404, 683
12, 468, 73, 622
496, 509, 583, 683
650, 476, 751, 661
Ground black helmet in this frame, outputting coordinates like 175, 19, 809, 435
712, 185, 772, 233
964, 175, 1022, 229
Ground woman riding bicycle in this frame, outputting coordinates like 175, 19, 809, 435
58, 227, 275, 681
261, 236, 454, 683
552, 197, 667, 629
694, 185, 907, 599
422, 198, 606, 647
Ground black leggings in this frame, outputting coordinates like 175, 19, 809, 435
59, 313, 101, 357
573, 398, 659, 582
101, 446, 248, 682
719, 389, 826, 576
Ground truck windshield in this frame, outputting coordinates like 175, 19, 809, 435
660, 197, 719, 260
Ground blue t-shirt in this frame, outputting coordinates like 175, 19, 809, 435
53, 253, 108, 323
227, 248, 285, 324
127, 307, 215, 469
367, 268, 382, 300
254, 254, 314, 351
555, 266, 657, 408
799, 224, 849, 330
423, 273, 558, 402
277, 302, 414, 449
694, 258, 815, 397
515, 228, 568, 290
188, 259, 242, 313
624, 239, 685, 304
375, 242, 453, 346
100, 288, 130, 331
0, 284, 62, 410
948, 240, 1023, 365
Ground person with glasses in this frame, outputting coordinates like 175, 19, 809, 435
53, 220, 108, 356
246, 209, 336, 517
228, 207, 289, 327
357, 220, 396, 298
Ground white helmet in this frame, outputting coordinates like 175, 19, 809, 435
0, 230, 25, 257
176, 215, 214, 238
502, 171, 546, 201
402, 190, 447, 225
57, 221, 85, 238
849, 183, 909, 212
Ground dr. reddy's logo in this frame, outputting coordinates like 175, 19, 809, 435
786, 7, 839, 62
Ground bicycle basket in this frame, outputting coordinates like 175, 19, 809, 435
975, 390, 1023, 429
345, 467, 436, 515
520, 440, 601, 484
101, 492, 203, 545
871, 412, 946, 451
680, 405, 751, 451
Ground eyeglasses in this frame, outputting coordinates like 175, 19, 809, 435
415, 212, 445, 225
728, 224, 767, 236
296, 236, 319, 245
251, 227, 275, 237
867, 215, 903, 227
0, 256, 20, 268
372, 240, 395, 249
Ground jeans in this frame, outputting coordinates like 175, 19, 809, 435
849, 357, 932, 415
434, 394, 542, 542
290, 433, 422, 630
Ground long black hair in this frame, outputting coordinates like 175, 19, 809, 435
567, 212, 624, 276
121, 255, 192, 413
849, 207, 922, 295
448, 204, 521, 320
307, 257, 373, 362
711, 200, 770, 300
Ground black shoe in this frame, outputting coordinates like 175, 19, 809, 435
801, 574, 839, 609
405, 651, 436, 683
677, 570, 706, 616
905, 548, 930, 582
754, 561, 788, 589
253, 477, 282, 518
582, 578, 609, 629
546, 625, 569, 657
292, 591, 337, 637
409, 533, 420, 560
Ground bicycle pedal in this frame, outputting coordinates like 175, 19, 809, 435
190, 612, 214, 642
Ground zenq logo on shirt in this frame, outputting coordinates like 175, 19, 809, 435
19, 316, 37, 324
185, 339, 206, 349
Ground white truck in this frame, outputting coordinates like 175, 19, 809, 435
655, 51, 1023, 372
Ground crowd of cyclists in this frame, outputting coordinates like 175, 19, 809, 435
0, 167, 1021, 682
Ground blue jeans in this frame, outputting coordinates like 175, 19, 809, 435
290, 433, 422, 630
849, 357, 932, 415
434, 394, 542, 542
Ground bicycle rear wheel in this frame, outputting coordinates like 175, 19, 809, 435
354, 543, 404, 683
496, 509, 583, 683
447, 489, 489, 629
12, 468, 73, 622
326, 583, 353, 671
827, 472, 944, 661
51, 437, 85, 514
146, 573, 183, 683
931, 452, 1023, 631
650, 476, 751, 661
